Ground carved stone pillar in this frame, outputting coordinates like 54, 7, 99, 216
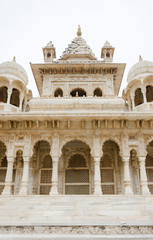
19, 96, 24, 111
142, 89, 147, 103
139, 156, 150, 195
19, 157, 30, 195
7, 90, 12, 104
50, 157, 58, 195
94, 157, 102, 195
131, 95, 135, 110
123, 157, 133, 195
2, 157, 14, 195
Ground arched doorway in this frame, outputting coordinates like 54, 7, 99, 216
101, 140, 122, 194
39, 155, 52, 195
93, 88, 102, 97
0, 87, 8, 103
54, 88, 63, 97
10, 88, 20, 107
31, 140, 52, 195
134, 88, 144, 106
61, 140, 93, 195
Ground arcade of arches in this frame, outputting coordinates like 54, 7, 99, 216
0, 139, 153, 196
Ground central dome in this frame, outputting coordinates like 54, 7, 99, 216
127, 59, 153, 83
0, 60, 28, 85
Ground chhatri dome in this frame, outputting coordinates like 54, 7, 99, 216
127, 56, 153, 83
0, 57, 28, 85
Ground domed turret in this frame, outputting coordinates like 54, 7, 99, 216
0, 58, 28, 85
0, 58, 31, 112
127, 57, 153, 84
123, 57, 153, 112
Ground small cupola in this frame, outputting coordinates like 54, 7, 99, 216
101, 41, 114, 62
42, 41, 56, 63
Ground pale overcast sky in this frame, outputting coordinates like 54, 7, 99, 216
0, 0, 153, 96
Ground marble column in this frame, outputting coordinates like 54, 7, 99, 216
94, 157, 102, 195
142, 89, 147, 103
139, 156, 150, 195
19, 157, 30, 195
50, 157, 58, 195
19, 96, 24, 111
7, 90, 12, 104
131, 95, 135, 110
123, 157, 133, 195
2, 157, 14, 195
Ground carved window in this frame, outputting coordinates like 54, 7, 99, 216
146, 154, 153, 194
100, 154, 115, 194
54, 88, 63, 97
65, 154, 89, 195
40, 155, 52, 195
10, 88, 20, 107
134, 88, 144, 106
70, 88, 86, 97
0, 87, 7, 103
146, 85, 153, 102
94, 88, 102, 97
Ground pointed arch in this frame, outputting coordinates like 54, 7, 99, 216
10, 88, 20, 107
134, 88, 144, 106
0, 86, 8, 103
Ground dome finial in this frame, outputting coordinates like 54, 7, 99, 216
139, 55, 143, 62
77, 25, 82, 37
12, 56, 16, 62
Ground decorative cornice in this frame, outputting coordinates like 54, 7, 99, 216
0, 225, 153, 235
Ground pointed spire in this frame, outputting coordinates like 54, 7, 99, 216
139, 55, 143, 62
77, 25, 82, 37
12, 56, 16, 62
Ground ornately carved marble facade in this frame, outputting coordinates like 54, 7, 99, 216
0, 26, 153, 239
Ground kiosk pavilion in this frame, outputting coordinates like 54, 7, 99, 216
0, 26, 153, 239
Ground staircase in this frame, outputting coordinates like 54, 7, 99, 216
0, 195, 153, 239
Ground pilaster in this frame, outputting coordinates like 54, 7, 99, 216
2, 156, 14, 195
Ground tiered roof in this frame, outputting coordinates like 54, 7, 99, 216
60, 26, 97, 60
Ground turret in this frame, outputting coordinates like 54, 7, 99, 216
101, 41, 114, 62
42, 41, 56, 63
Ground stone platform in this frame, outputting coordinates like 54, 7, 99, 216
0, 195, 153, 239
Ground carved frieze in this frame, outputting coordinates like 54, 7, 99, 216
0, 225, 153, 235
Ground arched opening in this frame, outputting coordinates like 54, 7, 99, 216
10, 88, 20, 107
146, 85, 153, 102
101, 140, 122, 194
54, 88, 63, 97
134, 88, 144, 106
39, 155, 52, 195
31, 140, 51, 195
70, 88, 86, 97
94, 88, 102, 97
13, 150, 23, 194
146, 141, 153, 194
129, 149, 140, 194
0, 141, 7, 194
61, 140, 92, 195
0, 87, 8, 103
